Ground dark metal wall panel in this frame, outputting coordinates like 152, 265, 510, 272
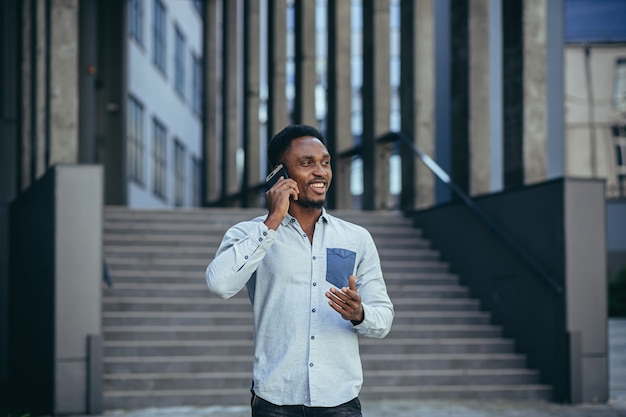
502, 0, 524, 188
450, 0, 469, 195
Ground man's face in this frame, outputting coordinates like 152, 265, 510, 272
281, 136, 332, 209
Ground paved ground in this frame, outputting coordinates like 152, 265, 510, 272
98, 398, 626, 417
78, 319, 626, 417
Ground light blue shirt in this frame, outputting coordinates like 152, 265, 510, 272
205, 209, 394, 407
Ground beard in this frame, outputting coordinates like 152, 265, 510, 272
293, 194, 326, 209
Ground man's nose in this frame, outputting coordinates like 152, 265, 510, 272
312, 162, 327, 175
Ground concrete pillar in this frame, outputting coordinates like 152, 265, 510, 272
49, 0, 79, 165
244, 0, 262, 205
20, 0, 80, 191
468, 0, 491, 196
294, 0, 316, 125
488, 0, 504, 192
414, 0, 436, 209
269, 0, 289, 136
523, 0, 548, 184
54, 165, 103, 414
546, 0, 565, 180
373, 0, 391, 209
223, 0, 241, 198
564, 180, 608, 403
204, 0, 221, 203
328, 0, 352, 210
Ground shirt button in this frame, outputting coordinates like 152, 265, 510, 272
309, 363, 314, 367
312, 308, 316, 313
311, 336, 315, 340
312, 282, 317, 286
244, 255, 249, 260
312, 256, 316, 260
258, 237, 263, 242
263, 231, 267, 236
291, 219, 296, 223
303, 233, 307, 237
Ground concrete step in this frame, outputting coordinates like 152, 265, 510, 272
102, 324, 503, 341
103, 353, 527, 374
102, 369, 540, 392
102, 296, 481, 313
103, 282, 469, 299
102, 310, 490, 327
359, 384, 552, 401
102, 269, 461, 286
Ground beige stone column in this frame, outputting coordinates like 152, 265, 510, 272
224, 0, 241, 198
468, 0, 491, 196
204, 0, 221, 202
373, 0, 391, 209
20, 0, 79, 191
331, 0, 353, 210
49, 0, 79, 165
414, 0, 436, 208
245, 0, 262, 204
270, 0, 289, 134
296, 0, 317, 125
523, 0, 548, 184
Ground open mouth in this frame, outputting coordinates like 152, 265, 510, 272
309, 181, 327, 193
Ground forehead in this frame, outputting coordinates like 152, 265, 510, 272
287, 136, 329, 157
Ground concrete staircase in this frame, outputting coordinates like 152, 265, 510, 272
102, 207, 552, 410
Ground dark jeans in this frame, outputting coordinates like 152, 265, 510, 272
251, 392, 362, 417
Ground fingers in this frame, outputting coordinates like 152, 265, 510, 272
264, 178, 299, 229
348, 275, 356, 291
325, 278, 362, 321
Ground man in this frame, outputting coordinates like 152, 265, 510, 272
205, 124, 394, 416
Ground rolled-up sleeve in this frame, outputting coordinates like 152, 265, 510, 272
205, 220, 276, 299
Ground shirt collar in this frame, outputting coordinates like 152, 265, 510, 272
281, 207, 330, 226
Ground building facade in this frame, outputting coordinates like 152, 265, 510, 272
126, 0, 204, 208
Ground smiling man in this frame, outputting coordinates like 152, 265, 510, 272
205, 124, 394, 417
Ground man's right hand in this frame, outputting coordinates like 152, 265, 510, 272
264, 177, 299, 230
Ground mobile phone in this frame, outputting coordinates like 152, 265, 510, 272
265, 164, 288, 190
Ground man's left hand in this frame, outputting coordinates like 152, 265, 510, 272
326, 275, 364, 324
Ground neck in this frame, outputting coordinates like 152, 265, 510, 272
288, 204, 323, 224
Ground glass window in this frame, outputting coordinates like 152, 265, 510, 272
174, 26, 186, 98
614, 58, 626, 111
174, 140, 186, 206
191, 156, 202, 207
152, 118, 168, 200
127, 96, 145, 184
192, 53, 203, 115
129, 0, 144, 44
153, 0, 167, 74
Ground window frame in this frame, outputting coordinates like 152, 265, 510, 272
173, 139, 186, 207
129, 0, 144, 45
174, 25, 186, 99
152, 117, 168, 200
127, 95, 145, 185
153, 0, 167, 74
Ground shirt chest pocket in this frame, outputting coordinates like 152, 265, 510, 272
325, 248, 356, 288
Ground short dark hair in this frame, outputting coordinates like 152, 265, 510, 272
267, 124, 328, 167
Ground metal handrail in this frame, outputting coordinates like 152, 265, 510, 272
381, 131, 564, 295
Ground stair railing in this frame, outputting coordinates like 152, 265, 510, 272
381, 131, 564, 295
